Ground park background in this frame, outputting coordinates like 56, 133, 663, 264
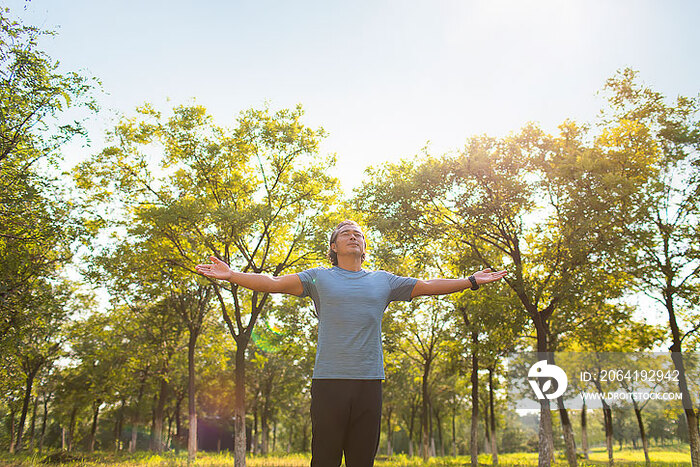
2, 0, 700, 465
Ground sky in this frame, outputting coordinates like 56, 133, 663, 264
7, 0, 700, 194
4, 0, 699, 333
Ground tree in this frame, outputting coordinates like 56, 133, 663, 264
361, 194, 526, 464
74, 103, 340, 465
0, 7, 95, 167
355, 108, 658, 465
171, 285, 213, 461
394, 297, 455, 461
255, 295, 316, 453
80, 208, 219, 458
568, 302, 666, 466
5, 279, 81, 453
1, 11, 95, 451
64, 314, 112, 453
0, 7, 96, 342
602, 69, 700, 467
448, 249, 525, 467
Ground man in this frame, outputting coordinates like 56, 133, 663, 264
196, 220, 506, 466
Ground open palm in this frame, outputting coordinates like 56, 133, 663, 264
195, 256, 232, 281
472, 268, 507, 285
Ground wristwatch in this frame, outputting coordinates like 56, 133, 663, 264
468, 275, 479, 290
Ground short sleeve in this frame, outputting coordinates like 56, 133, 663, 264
386, 272, 418, 302
297, 267, 320, 298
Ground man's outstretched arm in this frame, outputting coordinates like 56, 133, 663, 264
410, 268, 507, 298
195, 256, 304, 296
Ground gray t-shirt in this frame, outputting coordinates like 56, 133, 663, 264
297, 266, 417, 379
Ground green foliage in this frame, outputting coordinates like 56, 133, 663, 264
72, 101, 342, 460
2, 15, 699, 460
354, 69, 700, 463
0, 7, 97, 168
0, 6, 96, 359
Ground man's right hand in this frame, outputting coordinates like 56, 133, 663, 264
195, 256, 233, 281
195, 256, 304, 295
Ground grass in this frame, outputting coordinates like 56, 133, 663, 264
581, 444, 691, 466
0, 446, 691, 466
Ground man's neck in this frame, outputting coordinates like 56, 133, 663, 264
336, 256, 363, 272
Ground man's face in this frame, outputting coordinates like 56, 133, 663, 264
332, 224, 366, 257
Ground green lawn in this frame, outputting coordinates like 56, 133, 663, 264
0, 446, 691, 466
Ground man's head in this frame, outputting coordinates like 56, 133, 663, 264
328, 220, 366, 266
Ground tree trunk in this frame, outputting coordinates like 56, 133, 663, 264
667, 293, 700, 467
150, 395, 157, 450
581, 399, 589, 460
166, 412, 173, 449
535, 332, 554, 467
489, 368, 498, 466
188, 331, 198, 462
557, 397, 577, 467
538, 398, 554, 467
39, 394, 49, 454
685, 409, 700, 467
669, 349, 700, 466
593, 376, 613, 465
602, 400, 614, 466
130, 377, 146, 454
152, 377, 168, 452
113, 413, 120, 452
421, 359, 431, 462
68, 406, 77, 452
273, 420, 277, 452
429, 397, 435, 457
386, 406, 393, 456
484, 399, 491, 454
258, 379, 272, 455
234, 339, 248, 467
261, 405, 270, 455
8, 406, 16, 454
435, 408, 444, 457
114, 399, 125, 452
88, 400, 101, 452
470, 332, 479, 467
452, 403, 457, 457
302, 417, 310, 452
632, 401, 650, 466
29, 395, 38, 451
252, 405, 259, 455
534, 316, 555, 466
174, 396, 182, 454
408, 398, 417, 458
130, 424, 138, 453
129, 402, 143, 453
14, 369, 37, 451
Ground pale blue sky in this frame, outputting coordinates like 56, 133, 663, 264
8, 0, 700, 192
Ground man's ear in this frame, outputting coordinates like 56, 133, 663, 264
331, 242, 337, 252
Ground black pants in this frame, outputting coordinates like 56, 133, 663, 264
310, 379, 382, 467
